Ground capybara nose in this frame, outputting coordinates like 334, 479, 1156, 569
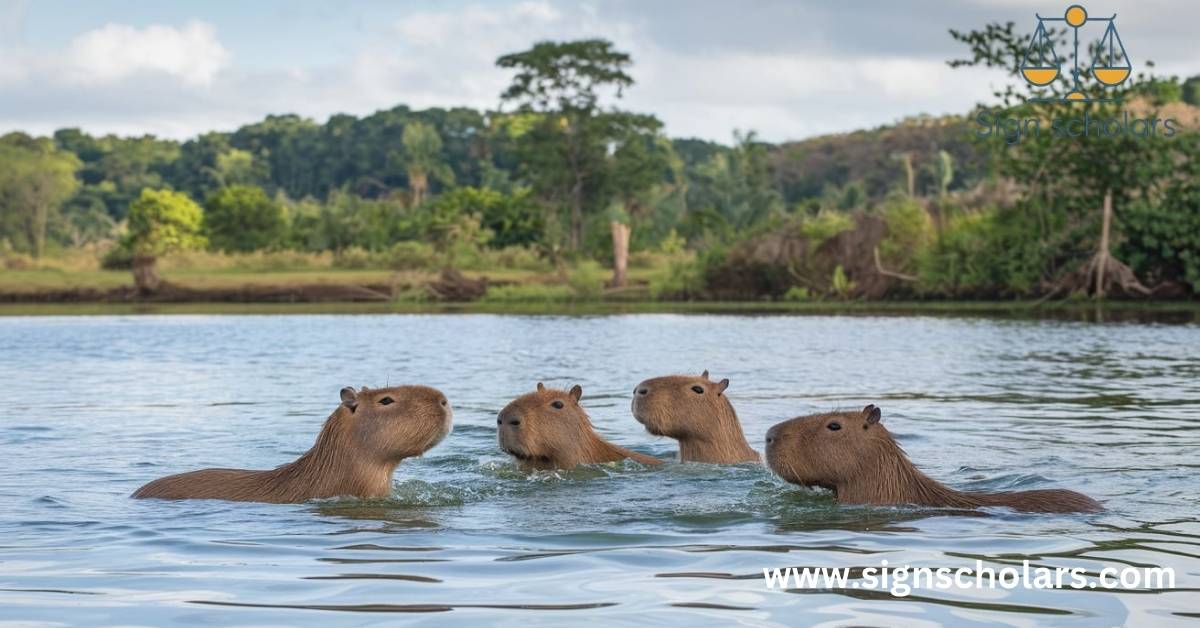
497, 411, 521, 427
636, 387, 648, 396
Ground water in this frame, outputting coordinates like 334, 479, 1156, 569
0, 313, 1197, 626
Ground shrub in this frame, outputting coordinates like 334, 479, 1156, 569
481, 283, 574, 303
783, 286, 812, 301
800, 210, 855, 242
880, 197, 934, 274
649, 257, 704, 300
388, 241, 439, 270
568, 260, 606, 300
204, 185, 285, 252
333, 246, 373, 269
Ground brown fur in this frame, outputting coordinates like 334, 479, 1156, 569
498, 383, 663, 470
632, 370, 759, 463
133, 385, 453, 503
764, 405, 1102, 513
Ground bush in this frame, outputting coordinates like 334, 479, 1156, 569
568, 260, 606, 299
649, 257, 704, 300
1120, 186, 1200, 292
101, 244, 134, 270
481, 283, 575, 303
388, 241, 439, 270
916, 206, 1061, 296
333, 246, 374, 269
880, 197, 934, 274
783, 286, 812, 301
157, 249, 334, 272
204, 185, 285, 252
800, 210, 855, 242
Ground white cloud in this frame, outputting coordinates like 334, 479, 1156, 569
1, 1, 1196, 143
61, 21, 231, 87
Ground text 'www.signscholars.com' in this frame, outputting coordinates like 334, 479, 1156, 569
763, 560, 1175, 598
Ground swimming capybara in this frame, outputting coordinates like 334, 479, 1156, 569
133, 385, 453, 503
498, 383, 663, 470
764, 405, 1102, 513
632, 370, 759, 463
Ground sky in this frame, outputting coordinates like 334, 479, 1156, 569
1, 0, 1197, 144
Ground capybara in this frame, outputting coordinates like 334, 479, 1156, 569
632, 370, 759, 463
498, 383, 663, 470
133, 385, 453, 503
764, 405, 1101, 513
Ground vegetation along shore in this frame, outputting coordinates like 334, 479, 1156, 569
2, 29, 1198, 308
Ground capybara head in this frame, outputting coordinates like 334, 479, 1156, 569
632, 370, 732, 438
338, 385, 453, 462
765, 405, 885, 489
497, 383, 593, 467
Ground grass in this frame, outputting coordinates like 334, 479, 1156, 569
2, 299, 1198, 321
2, 255, 1197, 321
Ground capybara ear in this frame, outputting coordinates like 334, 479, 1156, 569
701, 369, 710, 379
537, 382, 546, 392
863, 404, 882, 425
714, 378, 730, 394
569, 385, 583, 402
340, 387, 359, 410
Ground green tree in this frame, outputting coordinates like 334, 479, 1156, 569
0, 133, 81, 257
1183, 76, 1200, 106
950, 21, 1181, 298
203, 185, 285, 252
399, 121, 454, 207
124, 188, 206, 293
604, 114, 673, 286
432, 186, 543, 249
497, 39, 634, 252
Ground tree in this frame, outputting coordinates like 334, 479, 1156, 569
124, 189, 206, 293
0, 134, 80, 257
497, 39, 634, 252
604, 114, 672, 287
1183, 76, 1200, 106
949, 21, 1179, 298
400, 122, 454, 206
204, 185, 285, 252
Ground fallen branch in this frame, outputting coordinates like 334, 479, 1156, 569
873, 247, 918, 282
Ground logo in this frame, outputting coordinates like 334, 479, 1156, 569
1021, 4, 1130, 103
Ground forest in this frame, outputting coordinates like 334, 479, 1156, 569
2, 29, 1199, 304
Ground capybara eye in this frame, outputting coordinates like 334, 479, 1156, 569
827, 422, 842, 431
378, 397, 394, 406
552, 400, 565, 409
691, 385, 704, 394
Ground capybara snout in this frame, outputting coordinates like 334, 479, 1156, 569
631, 370, 758, 463
498, 382, 662, 470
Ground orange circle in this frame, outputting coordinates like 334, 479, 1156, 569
1065, 5, 1087, 27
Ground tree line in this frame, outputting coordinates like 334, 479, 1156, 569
1, 35, 1198, 299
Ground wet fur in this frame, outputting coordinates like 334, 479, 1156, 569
765, 407, 1101, 513
632, 371, 758, 463
498, 384, 662, 470
133, 385, 452, 503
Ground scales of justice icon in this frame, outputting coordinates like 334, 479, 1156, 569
1021, 4, 1130, 102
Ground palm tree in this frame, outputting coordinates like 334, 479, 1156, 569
401, 122, 454, 206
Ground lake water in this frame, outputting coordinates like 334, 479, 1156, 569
0, 313, 1197, 626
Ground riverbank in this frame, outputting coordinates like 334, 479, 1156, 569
3, 299, 1199, 322
3, 267, 1197, 321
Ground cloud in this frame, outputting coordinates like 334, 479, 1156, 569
0, 1, 1196, 143
61, 21, 231, 87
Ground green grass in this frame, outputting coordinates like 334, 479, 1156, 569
2, 299, 1198, 320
